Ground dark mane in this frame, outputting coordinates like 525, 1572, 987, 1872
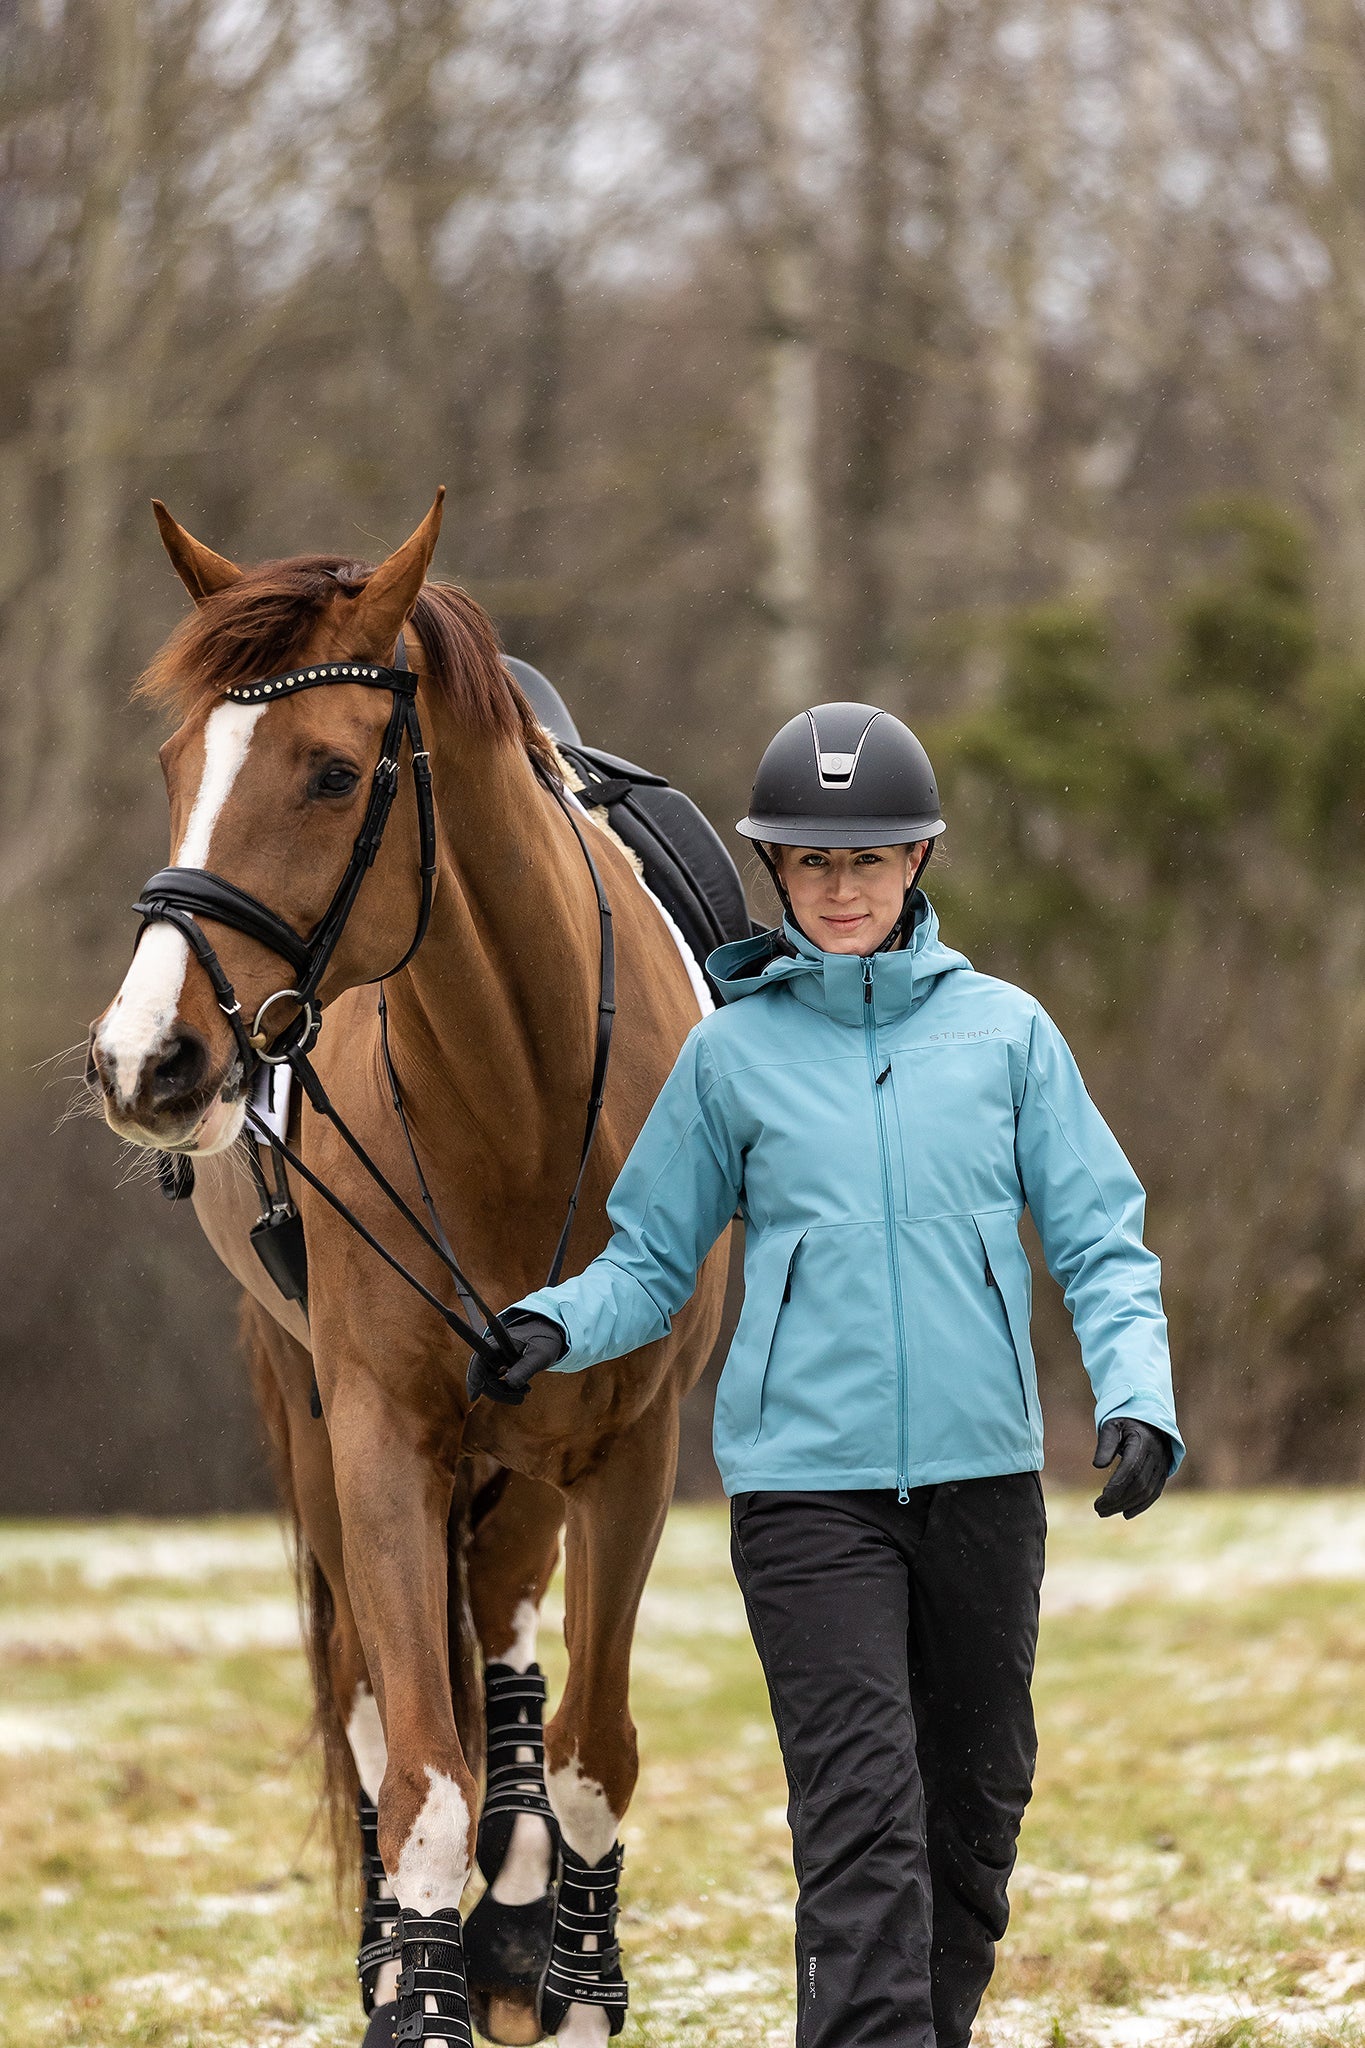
138, 554, 559, 775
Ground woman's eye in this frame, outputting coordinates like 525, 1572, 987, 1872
313, 763, 359, 798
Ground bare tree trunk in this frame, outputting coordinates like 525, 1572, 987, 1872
0, 0, 150, 904
962, 0, 1061, 700
1298, 0, 1365, 637
756, 0, 822, 715
842, 0, 898, 696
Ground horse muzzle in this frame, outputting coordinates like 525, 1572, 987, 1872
87, 1011, 246, 1154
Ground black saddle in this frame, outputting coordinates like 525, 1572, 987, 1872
504, 659, 755, 992
560, 743, 754, 992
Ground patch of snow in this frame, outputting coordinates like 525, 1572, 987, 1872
0, 1520, 289, 1588
0, 1596, 300, 1657
0, 1709, 77, 1754
193, 1890, 285, 1925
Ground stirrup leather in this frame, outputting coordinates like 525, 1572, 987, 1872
395, 1906, 473, 2046
356, 1793, 400, 2016
539, 1841, 629, 2037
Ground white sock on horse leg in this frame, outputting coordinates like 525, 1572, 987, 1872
491, 1596, 541, 1673
545, 1758, 620, 2044
347, 1684, 400, 2008
545, 1758, 618, 1866
490, 1811, 554, 1904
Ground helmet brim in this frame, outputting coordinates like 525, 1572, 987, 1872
736, 814, 946, 849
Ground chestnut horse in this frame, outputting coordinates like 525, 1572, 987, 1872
87, 494, 728, 2047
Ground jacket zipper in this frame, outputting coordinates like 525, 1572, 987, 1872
864, 959, 911, 1501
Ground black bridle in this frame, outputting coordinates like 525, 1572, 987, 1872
135, 640, 435, 1074
131, 640, 615, 1364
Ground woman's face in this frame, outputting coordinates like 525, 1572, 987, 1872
773, 842, 927, 954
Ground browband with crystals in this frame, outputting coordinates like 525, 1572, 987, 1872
223, 661, 416, 705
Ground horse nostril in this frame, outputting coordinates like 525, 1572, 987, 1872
149, 1027, 210, 1106
85, 1032, 99, 1089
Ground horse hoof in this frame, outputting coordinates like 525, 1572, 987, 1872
476, 1990, 544, 2045
361, 2001, 399, 2048
466, 1887, 556, 1983
466, 1891, 552, 2041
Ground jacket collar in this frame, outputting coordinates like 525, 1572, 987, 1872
707, 894, 971, 1028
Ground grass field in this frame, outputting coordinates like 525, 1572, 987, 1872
5, 1493, 1365, 2048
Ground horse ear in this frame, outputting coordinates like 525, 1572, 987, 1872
347, 489, 445, 654
152, 501, 243, 606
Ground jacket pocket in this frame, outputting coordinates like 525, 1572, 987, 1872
973, 1209, 1039, 1428
717, 1226, 806, 1447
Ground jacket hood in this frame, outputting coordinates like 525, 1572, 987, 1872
706, 893, 971, 1027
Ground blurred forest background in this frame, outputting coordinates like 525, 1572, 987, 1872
5, 0, 1365, 1509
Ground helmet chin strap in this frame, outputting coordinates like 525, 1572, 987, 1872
875, 840, 935, 953
759, 841, 934, 954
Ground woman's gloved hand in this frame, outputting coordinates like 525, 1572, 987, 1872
1093, 1415, 1172, 1518
466, 1312, 567, 1406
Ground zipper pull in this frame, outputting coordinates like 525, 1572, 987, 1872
863, 960, 873, 1004
876, 1063, 891, 1086
897, 1480, 910, 1504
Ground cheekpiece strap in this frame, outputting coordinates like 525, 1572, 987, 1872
222, 660, 417, 706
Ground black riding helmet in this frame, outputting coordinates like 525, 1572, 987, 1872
737, 703, 946, 951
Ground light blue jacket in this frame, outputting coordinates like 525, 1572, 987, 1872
515, 899, 1183, 1498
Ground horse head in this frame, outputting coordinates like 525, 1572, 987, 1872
89, 494, 448, 1153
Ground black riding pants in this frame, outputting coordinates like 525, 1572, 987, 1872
730, 1476, 1046, 2048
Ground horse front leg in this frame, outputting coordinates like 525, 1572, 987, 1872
243, 1297, 404, 2039
463, 1473, 566, 2045
541, 1399, 681, 2045
329, 1372, 478, 2048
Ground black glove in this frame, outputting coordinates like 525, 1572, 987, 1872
1093, 1415, 1172, 1519
466, 1312, 567, 1407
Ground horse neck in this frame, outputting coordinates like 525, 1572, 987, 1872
382, 705, 599, 1167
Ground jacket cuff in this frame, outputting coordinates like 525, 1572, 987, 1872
1097, 1392, 1185, 1473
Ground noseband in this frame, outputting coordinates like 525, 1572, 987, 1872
128, 636, 616, 1368
133, 640, 434, 1075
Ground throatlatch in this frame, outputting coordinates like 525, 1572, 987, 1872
539, 1842, 629, 2037
395, 1907, 473, 2047
356, 1792, 401, 2018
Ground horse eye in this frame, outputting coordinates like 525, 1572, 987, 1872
312, 762, 360, 799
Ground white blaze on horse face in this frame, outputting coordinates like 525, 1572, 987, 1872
391, 1766, 473, 1915
346, 1682, 387, 1804
546, 1757, 619, 1866
99, 700, 268, 1105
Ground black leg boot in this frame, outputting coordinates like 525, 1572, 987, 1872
395, 1906, 473, 2047
538, 1842, 628, 2038
464, 1662, 561, 2036
357, 1792, 402, 2048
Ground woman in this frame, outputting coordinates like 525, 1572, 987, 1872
472, 702, 1183, 2048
